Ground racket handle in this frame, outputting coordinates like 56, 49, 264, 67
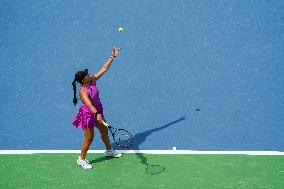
102, 121, 109, 127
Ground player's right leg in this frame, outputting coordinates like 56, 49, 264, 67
77, 128, 94, 169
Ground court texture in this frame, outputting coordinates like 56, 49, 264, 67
1, 1, 283, 188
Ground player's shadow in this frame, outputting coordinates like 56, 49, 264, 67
90, 116, 186, 175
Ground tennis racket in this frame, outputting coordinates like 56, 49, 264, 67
102, 121, 133, 148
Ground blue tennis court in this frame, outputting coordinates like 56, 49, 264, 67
1, 0, 284, 188
1, 0, 283, 151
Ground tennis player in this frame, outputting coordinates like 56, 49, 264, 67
71, 47, 122, 170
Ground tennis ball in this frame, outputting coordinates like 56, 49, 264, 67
118, 27, 123, 32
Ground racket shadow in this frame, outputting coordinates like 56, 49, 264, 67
113, 116, 186, 175
138, 153, 166, 175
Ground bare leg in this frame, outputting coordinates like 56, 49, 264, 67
80, 128, 94, 159
96, 122, 112, 150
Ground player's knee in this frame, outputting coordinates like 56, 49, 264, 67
85, 137, 93, 144
102, 128, 108, 136
103, 126, 108, 133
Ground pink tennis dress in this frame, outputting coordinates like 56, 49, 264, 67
72, 83, 104, 129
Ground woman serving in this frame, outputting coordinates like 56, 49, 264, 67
72, 47, 122, 170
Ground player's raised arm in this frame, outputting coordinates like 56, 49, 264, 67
91, 47, 121, 82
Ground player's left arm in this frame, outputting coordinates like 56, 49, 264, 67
91, 47, 121, 82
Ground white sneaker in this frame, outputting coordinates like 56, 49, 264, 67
77, 156, 92, 169
105, 149, 123, 158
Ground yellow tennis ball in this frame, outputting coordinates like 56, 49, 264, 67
118, 27, 124, 32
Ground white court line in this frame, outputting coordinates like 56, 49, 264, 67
0, 150, 283, 155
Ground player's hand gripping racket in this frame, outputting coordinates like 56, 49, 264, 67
102, 121, 133, 148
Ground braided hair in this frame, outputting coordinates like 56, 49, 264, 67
72, 69, 88, 106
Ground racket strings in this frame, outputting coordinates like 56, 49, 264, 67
113, 130, 133, 148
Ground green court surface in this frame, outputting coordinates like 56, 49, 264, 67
1, 154, 283, 189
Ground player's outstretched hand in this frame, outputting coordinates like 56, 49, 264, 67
112, 47, 121, 58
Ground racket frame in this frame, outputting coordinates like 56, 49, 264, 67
102, 121, 133, 148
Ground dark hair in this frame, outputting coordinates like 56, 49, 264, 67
72, 69, 88, 106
